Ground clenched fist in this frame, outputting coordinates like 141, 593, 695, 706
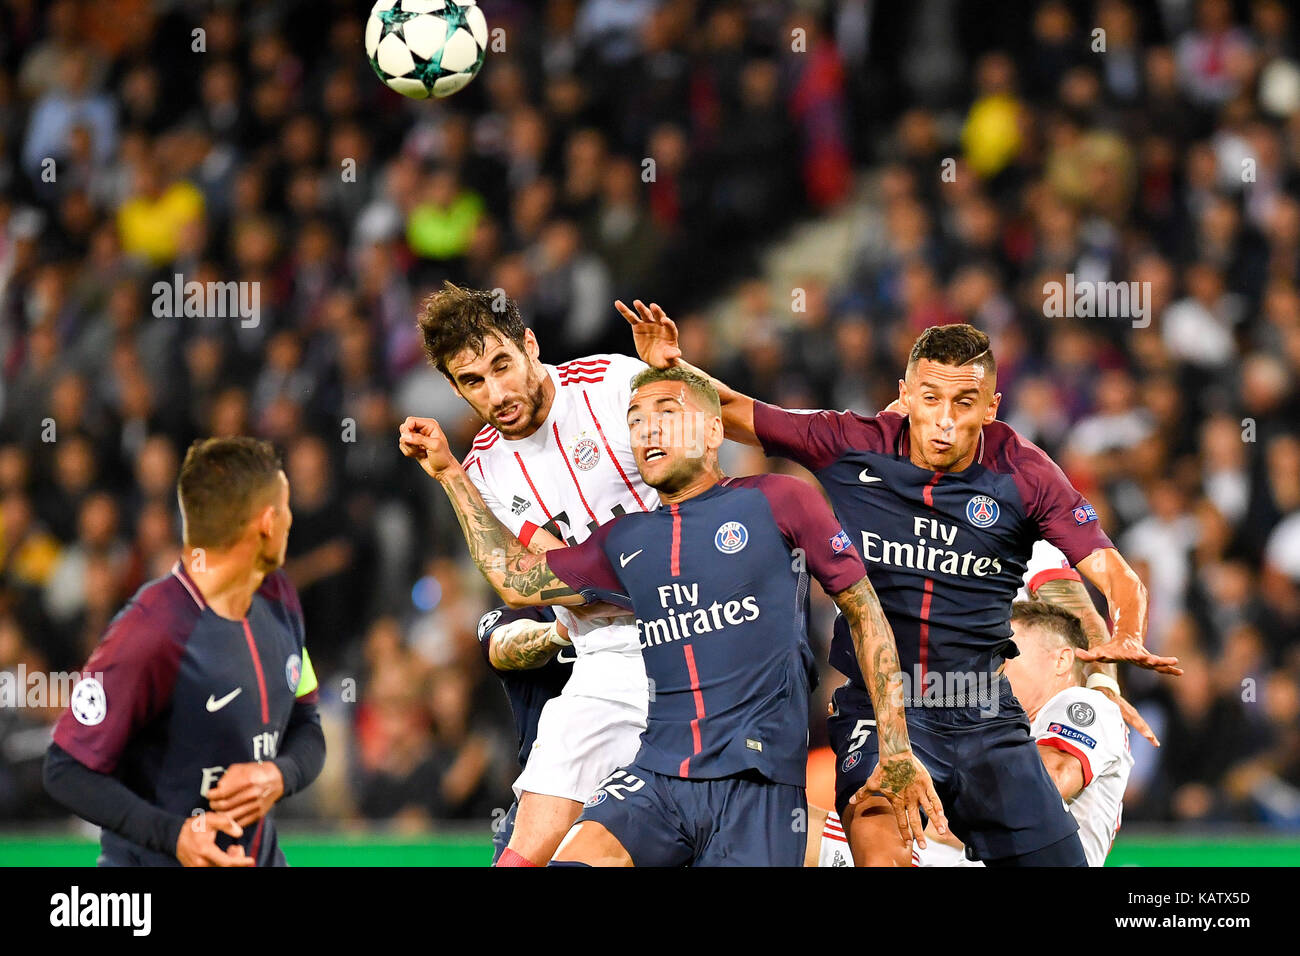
399, 416, 460, 481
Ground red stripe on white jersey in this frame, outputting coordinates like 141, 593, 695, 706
552, 422, 597, 522
514, 453, 554, 522
472, 428, 501, 449
559, 375, 608, 385
583, 391, 648, 511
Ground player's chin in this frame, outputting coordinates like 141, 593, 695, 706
637, 456, 678, 490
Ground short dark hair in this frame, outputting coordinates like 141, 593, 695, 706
178, 437, 282, 549
1011, 600, 1088, 654
417, 281, 526, 377
629, 365, 721, 417
907, 323, 996, 381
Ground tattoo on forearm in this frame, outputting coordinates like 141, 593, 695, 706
490, 623, 560, 670
835, 576, 913, 777
441, 471, 577, 603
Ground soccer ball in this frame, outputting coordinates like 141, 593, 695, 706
366, 0, 488, 100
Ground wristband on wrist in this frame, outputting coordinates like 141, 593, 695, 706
547, 622, 572, 647
1086, 672, 1121, 696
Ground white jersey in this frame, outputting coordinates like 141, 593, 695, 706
1017, 539, 1078, 600
912, 685, 1132, 867
463, 354, 657, 704
1032, 685, 1132, 866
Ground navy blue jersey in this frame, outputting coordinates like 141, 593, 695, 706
548, 474, 865, 788
476, 604, 572, 767
52, 562, 319, 866
753, 405, 1113, 686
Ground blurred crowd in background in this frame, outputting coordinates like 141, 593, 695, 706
1, 0, 1299, 836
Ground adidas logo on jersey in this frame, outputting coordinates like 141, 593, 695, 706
511, 496, 531, 515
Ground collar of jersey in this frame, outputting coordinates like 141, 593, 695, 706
666, 479, 729, 507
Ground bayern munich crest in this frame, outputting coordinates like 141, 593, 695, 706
841, 750, 863, 772
965, 494, 1000, 528
572, 437, 600, 471
286, 654, 302, 692
715, 521, 749, 554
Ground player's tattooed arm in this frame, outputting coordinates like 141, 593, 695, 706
833, 575, 948, 845
439, 470, 586, 608
616, 299, 759, 446
488, 619, 565, 670
398, 418, 585, 608
832, 576, 910, 760
1033, 575, 1162, 747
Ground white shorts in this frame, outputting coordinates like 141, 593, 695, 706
911, 838, 985, 867
512, 693, 646, 803
818, 811, 855, 867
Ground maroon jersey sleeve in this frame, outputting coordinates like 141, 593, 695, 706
1005, 430, 1114, 566
752, 401, 888, 472
52, 595, 190, 774
730, 474, 867, 595
543, 519, 632, 609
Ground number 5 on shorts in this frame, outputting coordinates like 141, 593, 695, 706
848, 719, 875, 752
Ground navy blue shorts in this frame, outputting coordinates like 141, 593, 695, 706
491, 800, 519, 864
576, 763, 807, 867
828, 681, 1080, 862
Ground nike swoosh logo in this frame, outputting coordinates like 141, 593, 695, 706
858, 467, 882, 483
206, 688, 242, 712
556, 648, 576, 664
619, 549, 643, 567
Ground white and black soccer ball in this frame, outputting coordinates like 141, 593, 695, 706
366, 0, 489, 100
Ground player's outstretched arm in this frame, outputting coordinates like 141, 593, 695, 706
832, 574, 947, 847
616, 299, 760, 446
1033, 576, 1160, 747
1075, 548, 1182, 676
399, 417, 585, 608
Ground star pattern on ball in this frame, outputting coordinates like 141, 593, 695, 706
440, 1, 476, 34
377, 0, 419, 40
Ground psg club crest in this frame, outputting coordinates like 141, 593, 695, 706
285, 654, 302, 692
572, 437, 600, 472
841, 750, 863, 773
965, 495, 1000, 528
715, 521, 749, 554
584, 789, 608, 808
